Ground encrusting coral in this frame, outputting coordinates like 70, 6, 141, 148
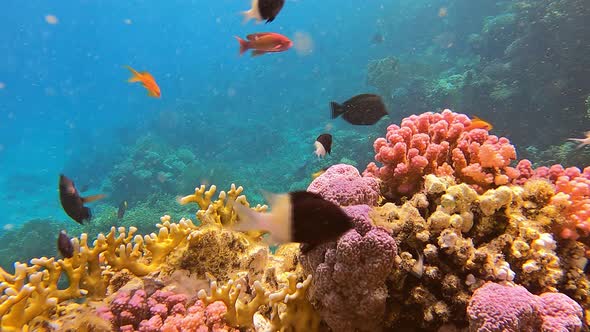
467, 282, 583, 331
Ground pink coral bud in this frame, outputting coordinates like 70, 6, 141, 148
479, 144, 505, 168
150, 303, 168, 318
560, 227, 579, 240
494, 174, 509, 185
171, 303, 186, 316
410, 155, 429, 170
447, 123, 464, 141
468, 129, 488, 143
407, 147, 419, 159
565, 167, 581, 178
504, 167, 520, 180
394, 163, 409, 177
430, 120, 449, 143
410, 133, 430, 153
374, 137, 387, 153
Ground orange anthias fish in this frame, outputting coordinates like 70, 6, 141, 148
125, 65, 161, 98
465, 116, 493, 131
235, 32, 292, 57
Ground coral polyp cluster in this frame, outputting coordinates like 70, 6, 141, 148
364, 109, 529, 200
1, 110, 589, 331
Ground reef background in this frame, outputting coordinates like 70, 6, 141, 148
0, 0, 589, 271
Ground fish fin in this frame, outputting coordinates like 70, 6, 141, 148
251, 50, 266, 57
82, 194, 105, 203
230, 200, 270, 233
148, 90, 159, 97
241, 0, 261, 24
235, 36, 249, 55
330, 102, 344, 119
125, 66, 142, 82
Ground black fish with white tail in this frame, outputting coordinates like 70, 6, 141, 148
118, 200, 128, 219
242, 0, 285, 23
232, 191, 352, 247
59, 174, 105, 224
330, 94, 388, 125
57, 230, 74, 258
314, 133, 332, 158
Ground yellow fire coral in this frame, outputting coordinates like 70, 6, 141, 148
0, 184, 274, 331
198, 273, 320, 332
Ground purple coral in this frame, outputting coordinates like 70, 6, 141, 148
307, 164, 380, 206
467, 282, 584, 332
300, 204, 397, 331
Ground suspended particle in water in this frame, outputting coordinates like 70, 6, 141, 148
0, 82, 5, 89
123, 18, 132, 25
438, 7, 448, 18
293, 31, 314, 56
45, 14, 59, 25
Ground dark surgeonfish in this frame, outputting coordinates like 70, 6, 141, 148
242, 0, 286, 23
314, 133, 332, 158
57, 230, 74, 258
118, 200, 128, 219
330, 94, 388, 125
59, 174, 105, 224
232, 191, 353, 248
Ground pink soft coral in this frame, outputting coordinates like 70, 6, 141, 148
467, 282, 583, 332
307, 164, 380, 206
364, 109, 522, 199
532, 165, 590, 241
98, 289, 236, 332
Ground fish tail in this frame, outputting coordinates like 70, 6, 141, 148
235, 36, 249, 55
241, 9, 255, 24
82, 194, 105, 203
330, 101, 345, 119
125, 65, 141, 82
230, 200, 267, 233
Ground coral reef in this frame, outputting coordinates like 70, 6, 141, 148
364, 109, 524, 200
307, 163, 380, 206
300, 204, 396, 332
0, 184, 313, 331
367, 56, 400, 97
467, 282, 583, 331
2, 110, 590, 331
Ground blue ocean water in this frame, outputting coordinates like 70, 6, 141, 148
0, 0, 398, 229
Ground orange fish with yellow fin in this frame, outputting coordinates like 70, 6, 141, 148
125, 65, 161, 98
465, 116, 493, 131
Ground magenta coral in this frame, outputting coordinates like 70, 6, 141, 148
98, 289, 236, 332
467, 282, 583, 332
300, 204, 397, 331
307, 164, 380, 206
364, 109, 523, 199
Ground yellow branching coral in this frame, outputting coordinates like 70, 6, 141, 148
180, 183, 268, 227
198, 273, 319, 332
0, 183, 274, 331
0, 218, 196, 331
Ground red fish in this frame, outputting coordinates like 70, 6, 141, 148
235, 32, 292, 57
125, 65, 161, 98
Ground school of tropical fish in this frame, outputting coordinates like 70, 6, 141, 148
56, 1, 395, 254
